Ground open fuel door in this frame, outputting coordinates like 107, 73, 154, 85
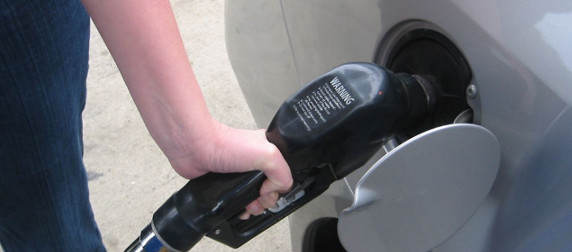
338, 123, 500, 252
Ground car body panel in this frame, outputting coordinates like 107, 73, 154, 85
225, 0, 300, 126
226, 0, 572, 251
339, 123, 500, 252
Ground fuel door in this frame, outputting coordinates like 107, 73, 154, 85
338, 123, 500, 252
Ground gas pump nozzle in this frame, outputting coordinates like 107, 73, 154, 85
126, 62, 435, 252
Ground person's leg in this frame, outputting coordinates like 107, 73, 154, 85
0, 0, 105, 251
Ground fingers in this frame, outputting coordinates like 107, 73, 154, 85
238, 130, 292, 219
240, 190, 280, 220
258, 190, 280, 209
241, 145, 292, 219
242, 176, 289, 219
238, 157, 292, 220
254, 141, 293, 194
238, 211, 251, 220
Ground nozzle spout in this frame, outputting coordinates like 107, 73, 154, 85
125, 224, 180, 252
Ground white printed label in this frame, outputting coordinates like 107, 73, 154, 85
293, 76, 354, 132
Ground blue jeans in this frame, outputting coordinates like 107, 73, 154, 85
0, 0, 106, 251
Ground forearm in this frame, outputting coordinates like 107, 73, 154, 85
82, 0, 292, 213
82, 0, 215, 174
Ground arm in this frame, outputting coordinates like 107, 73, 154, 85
81, 0, 292, 215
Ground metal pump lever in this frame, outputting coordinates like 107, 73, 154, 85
268, 176, 312, 213
125, 62, 435, 252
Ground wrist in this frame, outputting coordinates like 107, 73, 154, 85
160, 116, 222, 179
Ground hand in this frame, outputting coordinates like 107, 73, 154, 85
166, 121, 293, 219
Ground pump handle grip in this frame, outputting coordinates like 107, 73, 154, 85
151, 170, 266, 251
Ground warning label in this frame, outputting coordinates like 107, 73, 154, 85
292, 76, 354, 132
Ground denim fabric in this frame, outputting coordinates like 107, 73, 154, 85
0, 0, 106, 251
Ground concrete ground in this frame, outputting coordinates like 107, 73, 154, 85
83, 0, 291, 251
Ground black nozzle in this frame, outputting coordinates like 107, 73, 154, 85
395, 73, 435, 127
128, 62, 436, 252
266, 62, 434, 178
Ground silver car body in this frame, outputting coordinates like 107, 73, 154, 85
225, 1, 572, 251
